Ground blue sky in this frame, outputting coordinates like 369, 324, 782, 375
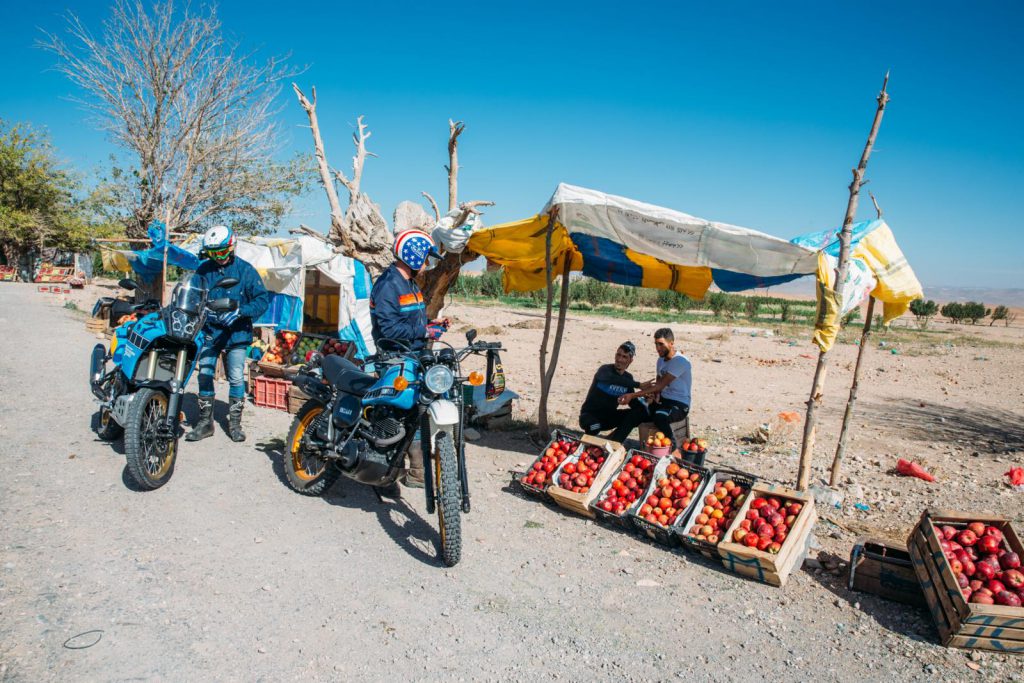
1, 1, 1021, 288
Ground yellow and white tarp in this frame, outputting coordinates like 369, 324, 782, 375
465, 183, 922, 352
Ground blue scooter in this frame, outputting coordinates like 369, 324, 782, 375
89, 275, 238, 489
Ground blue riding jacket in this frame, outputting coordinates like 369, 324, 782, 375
370, 263, 428, 351
195, 256, 270, 349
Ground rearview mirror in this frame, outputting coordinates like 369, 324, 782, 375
208, 298, 238, 312
118, 278, 140, 291
465, 329, 478, 345
214, 277, 239, 289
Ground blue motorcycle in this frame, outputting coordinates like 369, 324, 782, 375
89, 275, 238, 490
286, 330, 503, 567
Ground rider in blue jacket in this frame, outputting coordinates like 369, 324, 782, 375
186, 225, 269, 443
370, 229, 446, 490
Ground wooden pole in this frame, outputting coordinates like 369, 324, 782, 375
544, 259, 573, 390
537, 210, 557, 438
829, 296, 876, 486
796, 73, 890, 492
828, 194, 884, 487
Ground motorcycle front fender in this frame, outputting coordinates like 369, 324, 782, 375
426, 399, 459, 448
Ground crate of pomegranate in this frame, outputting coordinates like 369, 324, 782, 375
676, 469, 756, 560
907, 510, 1024, 653
628, 456, 709, 547
716, 482, 817, 587
589, 450, 659, 530
546, 435, 626, 518
516, 430, 583, 499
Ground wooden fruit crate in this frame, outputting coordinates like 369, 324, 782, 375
677, 468, 757, 560
716, 482, 817, 587
287, 383, 311, 415
848, 539, 926, 607
514, 430, 583, 500
629, 456, 709, 548
590, 449, 658, 530
85, 317, 108, 333
907, 510, 1024, 653
547, 435, 626, 519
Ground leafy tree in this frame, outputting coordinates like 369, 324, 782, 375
941, 301, 965, 324
909, 298, 939, 329
963, 301, 989, 325
0, 120, 117, 271
990, 305, 1009, 326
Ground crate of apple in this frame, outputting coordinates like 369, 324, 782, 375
591, 451, 657, 529
518, 432, 581, 497
936, 522, 1024, 607
548, 436, 626, 518
677, 471, 753, 558
629, 458, 708, 547
730, 496, 803, 554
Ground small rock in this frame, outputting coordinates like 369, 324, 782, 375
636, 579, 661, 587
463, 427, 482, 441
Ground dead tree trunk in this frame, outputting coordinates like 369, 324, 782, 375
417, 120, 493, 318
293, 84, 393, 278
796, 73, 890, 492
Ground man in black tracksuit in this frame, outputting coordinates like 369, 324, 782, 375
578, 341, 647, 443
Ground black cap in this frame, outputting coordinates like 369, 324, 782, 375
619, 341, 636, 356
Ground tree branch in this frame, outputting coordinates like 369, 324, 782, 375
421, 191, 440, 223
447, 119, 465, 211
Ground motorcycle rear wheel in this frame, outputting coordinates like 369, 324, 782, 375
284, 401, 340, 496
124, 388, 177, 490
434, 430, 462, 567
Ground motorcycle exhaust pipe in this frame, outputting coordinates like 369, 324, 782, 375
370, 426, 407, 449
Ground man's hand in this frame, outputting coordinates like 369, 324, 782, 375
426, 319, 448, 340
216, 309, 241, 327
617, 392, 635, 405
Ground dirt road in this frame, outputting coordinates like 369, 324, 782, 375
1, 283, 1020, 681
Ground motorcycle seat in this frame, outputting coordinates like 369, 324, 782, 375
322, 355, 376, 395
108, 299, 137, 324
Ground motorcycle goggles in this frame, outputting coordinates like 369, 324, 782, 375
204, 244, 234, 263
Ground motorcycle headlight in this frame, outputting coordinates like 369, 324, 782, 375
423, 365, 454, 395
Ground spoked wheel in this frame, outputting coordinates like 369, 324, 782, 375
433, 430, 462, 567
95, 406, 124, 441
124, 388, 177, 490
284, 401, 340, 496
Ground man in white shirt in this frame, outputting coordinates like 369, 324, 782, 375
617, 327, 691, 446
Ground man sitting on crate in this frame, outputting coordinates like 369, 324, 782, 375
186, 225, 269, 443
578, 341, 647, 443
370, 229, 449, 491
617, 328, 692, 448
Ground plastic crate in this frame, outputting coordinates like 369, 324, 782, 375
252, 376, 290, 410
590, 449, 659, 530
515, 429, 583, 499
676, 467, 757, 559
629, 456, 709, 547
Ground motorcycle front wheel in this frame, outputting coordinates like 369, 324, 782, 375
124, 388, 177, 490
434, 430, 462, 567
94, 407, 124, 441
284, 401, 340, 496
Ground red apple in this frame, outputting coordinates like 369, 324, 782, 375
1001, 552, 1022, 570
978, 535, 1002, 555
972, 593, 995, 605
970, 579, 984, 592
962, 588, 973, 601
961, 560, 976, 578
985, 526, 1005, 542
976, 562, 997, 581
940, 525, 958, 541
996, 591, 1022, 607
1003, 569, 1024, 589
957, 530, 978, 547
987, 579, 1007, 594
967, 522, 987, 537
957, 572, 970, 589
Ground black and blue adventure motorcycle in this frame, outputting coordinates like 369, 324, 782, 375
285, 329, 503, 567
89, 275, 238, 490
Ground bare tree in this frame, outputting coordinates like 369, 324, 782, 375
417, 120, 494, 318
41, 1, 306, 239
292, 85, 393, 277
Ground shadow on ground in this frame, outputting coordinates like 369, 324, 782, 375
255, 436, 441, 567
861, 398, 1024, 453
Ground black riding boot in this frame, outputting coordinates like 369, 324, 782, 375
228, 397, 246, 443
186, 397, 215, 442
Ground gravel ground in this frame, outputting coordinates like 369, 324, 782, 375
1, 282, 1023, 682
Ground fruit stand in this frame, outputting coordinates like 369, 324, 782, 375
546, 435, 625, 518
